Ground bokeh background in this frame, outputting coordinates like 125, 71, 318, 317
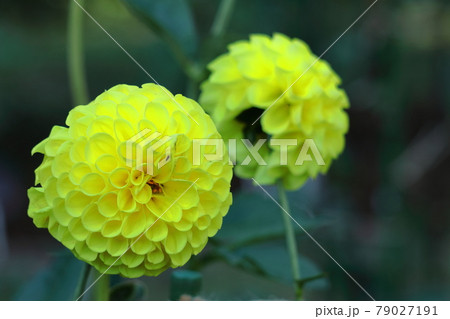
0, 0, 449, 300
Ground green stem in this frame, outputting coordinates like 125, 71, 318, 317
73, 263, 91, 301
210, 0, 236, 37
68, 0, 89, 105
94, 273, 110, 301
278, 182, 303, 300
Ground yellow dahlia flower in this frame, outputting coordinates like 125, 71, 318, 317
199, 33, 349, 190
28, 84, 233, 278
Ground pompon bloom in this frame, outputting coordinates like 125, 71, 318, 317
199, 33, 349, 190
27, 84, 233, 278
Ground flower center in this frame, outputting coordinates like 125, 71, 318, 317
147, 179, 163, 194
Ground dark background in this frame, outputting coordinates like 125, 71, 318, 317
0, 0, 449, 300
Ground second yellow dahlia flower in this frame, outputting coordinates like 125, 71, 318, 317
200, 33, 349, 190
28, 84, 233, 278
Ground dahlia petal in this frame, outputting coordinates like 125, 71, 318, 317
210, 62, 241, 83
109, 167, 130, 189
86, 133, 117, 162
173, 156, 191, 175
86, 116, 114, 136
220, 193, 233, 217
182, 207, 199, 222
94, 100, 117, 117
173, 218, 193, 232
65, 190, 93, 217
68, 218, 89, 241
163, 180, 199, 210
35, 158, 52, 186
169, 244, 192, 267
130, 169, 144, 186
44, 126, 69, 156
106, 236, 129, 257
208, 214, 223, 237
131, 236, 155, 255
70, 115, 92, 138
192, 240, 208, 255
60, 229, 76, 250
189, 228, 208, 248
123, 93, 149, 114
121, 251, 145, 268
137, 119, 158, 134
69, 162, 91, 185
81, 204, 106, 232
237, 54, 272, 80
146, 248, 165, 264
80, 173, 106, 196
44, 177, 59, 205
199, 192, 221, 217
164, 227, 187, 254
51, 144, 73, 178
117, 103, 140, 125
101, 219, 123, 238
188, 169, 214, 190
261, 103, 290, 135
100, 252, 123, 266
95, 90, 127, 104
69, 137, 87, 163
53, 198, 72, 227
95, 154, 118, 173
114, 118, 135, 142
27, 187, 48, 214
98, 192, 119, 217
119, 265, 146, 278
247, 82, 281, 107
272, 33, 291, 51
31, 138, 47, 155
133, 184, 152, 204
75, 242, 98, 262
196, 215, 211, 230
28, 207, 52, 228
147, 197, 182, 223
122, 208, 148, 238
117, 188, 137, 213
86, 232, 108, 253
145, 219, 168, 242
174, 134, 191, 156
144, 102, 169, 133
212, 178, 231, 201
153, 159, 174, 184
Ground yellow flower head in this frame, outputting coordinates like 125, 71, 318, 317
199, 33, 349, 190
28, 84, 233, 278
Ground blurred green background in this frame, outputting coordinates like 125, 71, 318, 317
0, 0, 449, 300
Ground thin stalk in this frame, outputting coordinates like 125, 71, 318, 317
278, 182, 303, 300
73, 263, 91, 301
68, 0, 89, 105
210, 0, 236, 37
94, 273, 110, 301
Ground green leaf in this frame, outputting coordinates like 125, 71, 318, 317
236, 243, 329, 290
216, 191, 328, 249
14, 250, 85, 301
122, 0, 198, 56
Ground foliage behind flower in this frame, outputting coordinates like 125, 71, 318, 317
27, 84, 232, 278
199, 33, 349, 190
